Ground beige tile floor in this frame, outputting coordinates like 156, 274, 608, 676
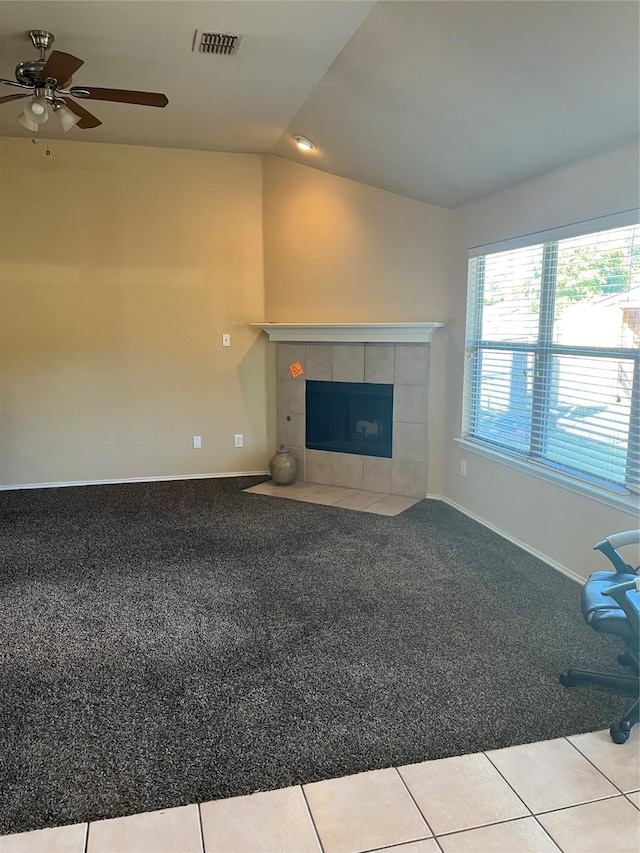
2, 728, 638, 852
244, 480, 422, 515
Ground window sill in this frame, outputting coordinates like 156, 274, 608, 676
454, 438, 639, 516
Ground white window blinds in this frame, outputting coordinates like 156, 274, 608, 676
464, 220, 640, 493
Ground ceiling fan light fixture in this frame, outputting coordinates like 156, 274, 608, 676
23, 96, 49, 124
53, 102, 81, 132
293, 134, 316, 152
18, 111, 39, 132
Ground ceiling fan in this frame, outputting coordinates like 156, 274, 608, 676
0, 29, 168, 132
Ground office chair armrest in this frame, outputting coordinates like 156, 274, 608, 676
602, 578, 640, 626
593, 530, 640, 574
603, 530, 640, 550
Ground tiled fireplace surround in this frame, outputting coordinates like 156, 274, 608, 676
275, 342, 431, 498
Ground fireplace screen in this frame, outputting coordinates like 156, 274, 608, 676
305, 380, 393, 458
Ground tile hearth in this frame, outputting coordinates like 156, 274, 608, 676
244, 480, 421, 515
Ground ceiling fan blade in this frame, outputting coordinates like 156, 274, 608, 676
38, 50, 84, 85
64, 98, 102, 129
70, 86, 168, 108
0, 93, 29, 105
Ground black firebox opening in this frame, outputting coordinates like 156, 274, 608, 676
305, 380, 393, 458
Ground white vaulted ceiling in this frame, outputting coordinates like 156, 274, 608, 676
0, 0, 638, 208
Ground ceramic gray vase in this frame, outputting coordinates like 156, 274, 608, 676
269, 445, 297, 485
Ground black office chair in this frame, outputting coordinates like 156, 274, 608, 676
560, 530, 640, 744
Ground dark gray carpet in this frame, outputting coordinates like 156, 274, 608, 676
0, 477, 631, 834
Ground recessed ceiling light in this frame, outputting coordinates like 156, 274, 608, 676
293, 134, 316, 152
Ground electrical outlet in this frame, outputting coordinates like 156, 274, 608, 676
193, 436, 202, 449
234, 434, 243, 448
460, 459, 467, 477
222, 333, 231, 347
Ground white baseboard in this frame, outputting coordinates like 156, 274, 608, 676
0, 471, 270, 492
425, 493, 584, 585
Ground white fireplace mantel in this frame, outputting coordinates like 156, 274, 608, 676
249, 322, 445, 344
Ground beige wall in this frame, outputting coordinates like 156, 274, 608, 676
442, 143, 640, 579
262, 155, 454, 492
0, 138, 271, 486
262, 155, 453, 323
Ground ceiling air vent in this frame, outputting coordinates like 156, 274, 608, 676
193, 30, 241, 56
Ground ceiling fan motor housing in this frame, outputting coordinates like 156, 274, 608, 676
15, 60, 46, 85
15, 30, 55, 84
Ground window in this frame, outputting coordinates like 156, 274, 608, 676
463, 219, 639, 494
